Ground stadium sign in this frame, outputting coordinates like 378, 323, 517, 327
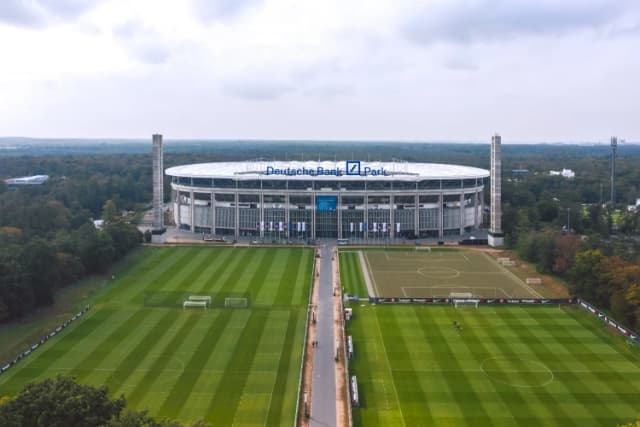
265, 160, 389, 177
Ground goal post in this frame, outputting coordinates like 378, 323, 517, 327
188, 295, 212, 304
453, 298, 480, 308
183, 300, 208, 310
224, 297, 248, 308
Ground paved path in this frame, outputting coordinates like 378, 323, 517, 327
310, 243, 337, 427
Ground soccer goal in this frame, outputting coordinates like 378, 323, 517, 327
526, 277, 542, 285
188, 295, 212, 304
183, 300, 208, 310
224, 297, 248, 308
453, 298, 480, 308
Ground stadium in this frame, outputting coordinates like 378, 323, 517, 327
165, 160, 489, 239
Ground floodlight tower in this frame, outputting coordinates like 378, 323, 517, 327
610, 136, 617, 206
152, 134, 166, 235
488, 134, 504, 247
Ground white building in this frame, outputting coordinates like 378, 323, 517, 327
549, 169, 575, 178
166, 160, 489, 239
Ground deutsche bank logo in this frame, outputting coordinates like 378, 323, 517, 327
346, 160, 361, 176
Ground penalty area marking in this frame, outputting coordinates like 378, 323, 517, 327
480, 356, 554, 388
416, 266, 461, 279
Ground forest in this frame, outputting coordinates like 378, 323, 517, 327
0, 140, 639, 329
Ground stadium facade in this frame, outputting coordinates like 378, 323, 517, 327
165, 160, 489, 240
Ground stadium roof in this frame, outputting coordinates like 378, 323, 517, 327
166, 161, 489, 181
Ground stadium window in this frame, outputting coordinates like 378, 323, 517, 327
287, 180, 313, 190
366, 181, 391, 191
392, 181, 416, 191
314, 180, 339, 190
192, 178, 213, 187
442, 179, 462, 189
341, 181, 365, 191
262, 179, 287, 190
213, 178, 236, 188
237, 180, 261, 189
418, 179, 441, 190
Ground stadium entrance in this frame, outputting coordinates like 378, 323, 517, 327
316, 195, 338, 237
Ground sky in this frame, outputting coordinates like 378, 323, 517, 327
0, 0, 639, 142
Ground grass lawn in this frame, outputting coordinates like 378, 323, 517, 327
346, 304, 640, 427
0, 246, 313, 426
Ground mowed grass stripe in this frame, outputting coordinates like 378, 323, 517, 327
125, 311, 199, 408
290, 250, 313, 305
0, 308, 116, 394
99, 248, 176, 303
68, 249, 202, 381
211, 249, 259, 302
495, 308, 617, 425
206, 309, 270, 425
440, 307, 541, 427
105, 310, 184, 395
233, 249, 274, 305
412, 306, 493, 426
378, 308, 435, 427
264, 309, 299, 426
157, 310, 234, 419
272, 249, 303, 306
532, 309, 640, 414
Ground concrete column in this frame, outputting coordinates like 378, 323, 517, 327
414, 194, 419, 238
234, 191, 239, 239
459, 192, 465, 235
211, 192, 215, 235
364, 194, 369, 240
439, 193, 444, 239
259, 193, 264, 239
176, 190, 181, 227
474, 189, 479, 229
285, 193, 290, 238
311, 193, 316, 240
151, 134, 164, 233
189, 190, 194, 232
389, 195, 395, 240
489, 134, 504, 246
337, 193, 342, 239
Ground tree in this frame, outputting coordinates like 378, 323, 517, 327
568, 250, 604, 304
103, 199, 118, 223
0, 376, 125, 427
0, 376, 210, 427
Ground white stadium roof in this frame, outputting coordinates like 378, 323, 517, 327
166, 161, 489, 181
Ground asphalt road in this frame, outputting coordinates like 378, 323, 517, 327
310, 242, 337, 427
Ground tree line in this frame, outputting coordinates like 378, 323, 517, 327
0, 177, 141, 323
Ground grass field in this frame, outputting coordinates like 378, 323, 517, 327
347, 304, 640, 427
0, 246, 313, 426
361, 249, 541, 298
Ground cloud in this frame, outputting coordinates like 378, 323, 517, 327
113, 20, 177, 64
0, 0, 96, 28
223, 78, 295, 100
191, 0, 262, 22
403, 0, 635, 45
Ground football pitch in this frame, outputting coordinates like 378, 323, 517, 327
347, 304, 640, 427
361, 249, 541, 298
0, 246, 313, 426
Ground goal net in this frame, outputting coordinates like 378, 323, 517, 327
183, 300, 207, 310
454, 298, 480, 308
224, 297, 248, 308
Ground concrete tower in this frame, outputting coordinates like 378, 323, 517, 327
152, 134, 165, 234
488, 134, 504, 247
610, 136, 617, 205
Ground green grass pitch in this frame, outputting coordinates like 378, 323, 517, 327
361, 249, 541, 298
0, 246, 314, 426
347, 305, 640, 427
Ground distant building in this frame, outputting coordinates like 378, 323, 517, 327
93, 219, 105, 229
4, 175, 49, 186
549, 169, 575, 179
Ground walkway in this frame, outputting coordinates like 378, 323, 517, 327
310, 242, 337, 427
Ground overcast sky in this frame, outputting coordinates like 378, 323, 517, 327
1, 0, 639, 142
